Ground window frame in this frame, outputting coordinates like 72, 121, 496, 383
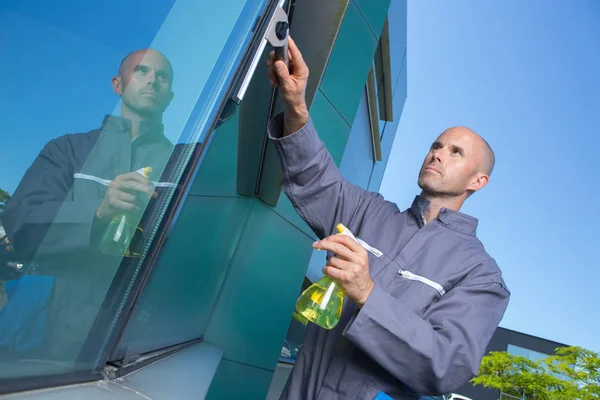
374, 17, 394, 124
366, 17, 393, 163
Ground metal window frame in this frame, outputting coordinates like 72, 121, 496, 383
366, 66, 383, 161
373, 17, 394, 123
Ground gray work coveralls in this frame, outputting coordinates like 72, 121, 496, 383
2, 116, 180, 360
269, 114, 510, 400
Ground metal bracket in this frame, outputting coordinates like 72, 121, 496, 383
233, 1, 289, 103
266, 8, 290, 68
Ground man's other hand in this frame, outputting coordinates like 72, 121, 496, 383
96, 172, 157, 220
313, 234, 375, 307
267, 36, 310, 135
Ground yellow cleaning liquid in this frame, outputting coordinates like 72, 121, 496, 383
100, 167, 151, 258
295, 275, 344, 330
295, 223, 350, 330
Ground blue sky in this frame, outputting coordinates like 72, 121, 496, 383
0, 0, 251, 194
381, 0, 599, 353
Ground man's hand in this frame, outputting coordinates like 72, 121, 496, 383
267, 37, 310, 136
96, 172, 157, 220
313, 234, 375, 307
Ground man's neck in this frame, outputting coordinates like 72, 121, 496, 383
420, 192, 466, 223
121, 107, 162, 141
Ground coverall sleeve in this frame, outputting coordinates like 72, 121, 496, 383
268, 113, 388, 239
2, 139, 103, 260
343, 267, 511, 395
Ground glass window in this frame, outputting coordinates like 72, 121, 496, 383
0, 0, 267, 387
507, 344, 532, 358
109, 0, 281, 360
507, 344, 550, 361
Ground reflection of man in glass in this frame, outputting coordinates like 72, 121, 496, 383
1, 49, 177, 359
4, 49, 175, 260
96, 50, 174, 227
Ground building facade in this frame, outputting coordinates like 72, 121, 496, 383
0, 0, 407, 399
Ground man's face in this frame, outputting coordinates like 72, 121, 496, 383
115, 50, 174, 118
418, 128, 487, 197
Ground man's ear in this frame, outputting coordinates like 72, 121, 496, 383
112, 76, 123, 95
468, 173, 489, 192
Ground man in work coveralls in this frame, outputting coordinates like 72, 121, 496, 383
267, 38, 511, 399
1, 49, 180, 360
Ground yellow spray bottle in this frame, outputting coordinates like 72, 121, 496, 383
100, 167, 152, 258
295, 223, 357, 330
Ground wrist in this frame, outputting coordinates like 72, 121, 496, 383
283, 104, 309, 136
95, 204, 111, 221
357, 281, 375, 308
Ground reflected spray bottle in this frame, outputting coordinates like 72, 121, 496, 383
295, 223, 358, 330
100, 167, 152, 258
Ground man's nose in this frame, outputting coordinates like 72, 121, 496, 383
432, 151, 444, 164
146, 71, 157, 85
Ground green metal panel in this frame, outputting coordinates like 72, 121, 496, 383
267, 193, 317, 240
206, 359, 273, 400
353, 0, 391, 37
318, 1, 378, 125
310, 90, 352, 165
118, 196, 253, 354
345, 88, 375, 189
203, 201, 313, 370
339, 144, 359, 186
187, 109, 240, 197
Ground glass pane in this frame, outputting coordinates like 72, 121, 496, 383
528, 349, 549, 361
0, 0, 266, 382
113, 112, 250, 356
507, 344, 530, 359
112, 0, 279, 358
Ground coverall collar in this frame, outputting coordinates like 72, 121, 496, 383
410, 195, 478, 236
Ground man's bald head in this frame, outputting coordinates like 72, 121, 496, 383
118, 49, 173, 82
112, 48, 175, 120
444, 126, 495, 177
418, 125, 494, 200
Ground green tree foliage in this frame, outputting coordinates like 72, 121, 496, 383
472, 346, 600, 399
0, 188, 10, 213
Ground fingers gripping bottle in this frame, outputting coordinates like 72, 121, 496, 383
100, 167, 152, 258
295, 223, 358, 330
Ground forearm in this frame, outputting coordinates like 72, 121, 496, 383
343, 281, 510, 394
283, 104, 309, 137
270, 113, 373, 238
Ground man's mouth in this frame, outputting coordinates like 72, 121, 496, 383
424, 167, 441, 175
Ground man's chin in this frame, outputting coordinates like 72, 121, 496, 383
418, 181, 443, 196
417, 178, 434, 192
135, 106, 164, 119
